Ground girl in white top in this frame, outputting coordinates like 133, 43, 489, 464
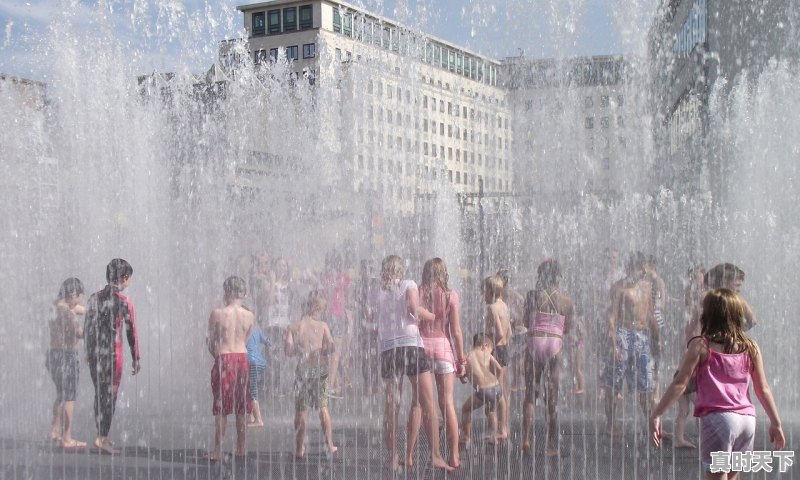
367, 255, 454, 472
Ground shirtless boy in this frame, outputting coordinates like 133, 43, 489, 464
600, 252, 661, 436
206, 276, 254, 461
284, 290, 338, 458
483, 275, 512, 438
460, 333, 503, 445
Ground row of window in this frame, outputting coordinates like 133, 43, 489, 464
331, 8, 499, 86
353, 157, 510, 192
364, 130, 507, 162
367, 106, 507, 147
252, 6, 313, 36
584, 135, 628, 151
584, 94, 625, 109
585, 116, 625, 129
254, 44, 316, 64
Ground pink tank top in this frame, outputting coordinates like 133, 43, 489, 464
694, 337, 755, 417
419, 287, 459, 339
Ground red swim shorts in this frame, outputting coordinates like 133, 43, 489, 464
211, 353, 251, 416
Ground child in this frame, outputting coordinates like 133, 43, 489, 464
650, 289, 785, 479
284, 290, 337, 458
47, 278, 87, 449
84, 258, 141, 454
206, 276, 254, 461
246, 322, 270, 427
483, 275, 512, 439
522, 259, 573, 456
460, 333, 503, 445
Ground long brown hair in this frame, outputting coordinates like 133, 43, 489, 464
700, 288, 758, 362
420, 258, 450, 315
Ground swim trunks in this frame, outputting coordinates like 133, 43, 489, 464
599, 328, 654, 393
475, 384, 501, 409
380, 346, 432, 379
47, 349, 80, 402
294, 364, 329, 410
211, 353, 251, 416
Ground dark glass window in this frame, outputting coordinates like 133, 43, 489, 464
302, 43, 315, 58
299, 5, 313, 29
343, 14, 352, 36
267, 10, 280, 34
283, 8, 297, 31
269, 48, 278, 60
252, 12, 265, 36
333, 9, 341, 33
286, 45, 299, 60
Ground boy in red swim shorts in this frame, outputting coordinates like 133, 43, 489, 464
206, 276, 254, 461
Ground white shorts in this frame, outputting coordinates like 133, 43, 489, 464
700, 411, 756, 470
433, 360, 455, 375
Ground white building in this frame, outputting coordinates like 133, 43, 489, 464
225, 0, 514, 210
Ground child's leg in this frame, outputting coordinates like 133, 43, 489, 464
294, 407, 309, 457
405, 378, 422, 466
674, 394, 696, 448
61, 400, 85, 447
572, 340, 585, 394
485, 406, 498, 440
435, 373, 460, 467
522, 355, 542, 452
49, 400, 63, 440
318, 407, 338, 454
383, 378, 402, 470
460, 394, 482, 444
545, 357, 562, 456
249, 400, 264, 426
234, 414, 246, 456
210, 415, 226, 460
410, 371, 452, 470
496, 367, 509, 438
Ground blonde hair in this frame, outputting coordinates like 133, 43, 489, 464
483, 275, 504, 304
420, 257, 450, 312
380, 255, 405, 290
700, 288, 758, 363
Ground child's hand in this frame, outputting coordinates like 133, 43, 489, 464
649, 415, 661, 447
770, 423, 786, 450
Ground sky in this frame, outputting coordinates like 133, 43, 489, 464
0, 0, 658, 81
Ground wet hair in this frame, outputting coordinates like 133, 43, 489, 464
473, 332, 494, 348
535, 258, 561, 291
380, 255, 405, 290
223, 276, 247, 299
687, 264, 705, 278
704, 263, 745, 289
302, 290, 327, 316
106, 258, 133, 284
421, 258, 450, 312
625, 251, 646, 276
483, 275, 504, 304
700, 288, 758, 362
646, 254, 659, 269
57, 278, 84, 301
496, 269, 511, 287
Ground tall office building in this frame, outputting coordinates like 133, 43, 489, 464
223, 0, 514, 211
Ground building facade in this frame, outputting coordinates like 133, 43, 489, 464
226, 0, 513, 210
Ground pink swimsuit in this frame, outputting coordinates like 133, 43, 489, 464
419, 287, 458, 370
526, 290, 566, 364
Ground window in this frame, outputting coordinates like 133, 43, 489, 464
252, 12, 266, 36
601, 95, 610, 107
617, 95, 624, 107
584, 96, 593, 109
602, 157, 610, 170
302, 43, 315, 58
617, 116, 624, 127
601, 116, 610, 129
286, 45, 298, 60
343, 14, 352, 37
335, 48, 342, 61
269, 48, 278, 60
585, 117, 594, 129
254, 49, 267, 64
267, 10, 280, 34
439, 123, 444, 135
283, 7, 297, 31
299, 5, 313, 29
333, 9, 341, 33
448, 50, 455, 71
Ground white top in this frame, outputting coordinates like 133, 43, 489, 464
368, 279, 424, 352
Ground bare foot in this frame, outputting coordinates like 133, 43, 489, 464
449, 456, 460, 469
385, 455, 400, 472
62, 439, 86, 449
326, 446, 338, 458
616, 392, 624, 401
522, 441, 533, 455
573, 388, 585, 395
545, 448, 559, 457
49, 432, 62, 442
659, 431, 674, 440
403, 455, 413, 468
234, 448, 246, 459
431, 456, 455, 472
294, 445, 306, 460
94, 438, 119, 455
674, 438, 697, 449
484, 435, 497, 445
246, 421, 264, 428
495, 432, 509, 441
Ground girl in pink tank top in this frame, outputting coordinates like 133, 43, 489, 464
649, 289, 785, 475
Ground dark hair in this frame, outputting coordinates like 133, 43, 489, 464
704, 263, 745, 289
106, 258, 133, 284
496, 269, 511, 287
625, 251, 646, 276
535, 258, 561, 291
57, 277, 84, 300
223, 276, 247, 299
302, 289, 327, 316
473, 332, 493, 348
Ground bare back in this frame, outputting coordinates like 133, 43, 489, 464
465, 349, 500, 389
208, 304, 254, 356
485, 300, 512, 347
285, 317, 334, 370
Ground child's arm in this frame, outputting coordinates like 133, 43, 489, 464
751, 344, 785, 449
649, 336, 704, 446
322, 324, 336, 355
406, 285, 432, 323
447, 296, 466, 375
489, 355, 504, 377
607, 285, 622, 361
206, 310, 219, 357
284, 326, 296, 357
563, 297, 575, 336
742, 301, 757, 331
